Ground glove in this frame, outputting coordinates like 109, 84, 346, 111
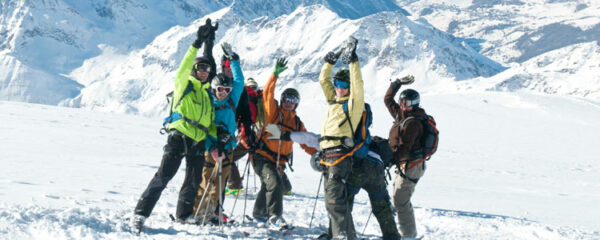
390, 79, 402, 90
265, 124, 291, 140
323, 51, 338, 65
341, 36, 358, 64
273, 58, 288, 76
221, 42, 239, 61
217, 126, 231, 144
265, 124, 281, 140
399, 75, 415, 85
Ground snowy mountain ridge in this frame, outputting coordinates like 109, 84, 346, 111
62, 4, 504, 116
396, 0, 600, 101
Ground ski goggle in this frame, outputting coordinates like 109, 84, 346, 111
216, 86, 232, 94
401, 98, 419, 107
194, 63, 211, 72
334, 80, 350, 89
282, 95, 299, 105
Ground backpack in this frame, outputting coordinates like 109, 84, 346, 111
347, 102, 373, 159
398, 115, 439, 161
160, 82, 196, 134
369, 136, 396, 169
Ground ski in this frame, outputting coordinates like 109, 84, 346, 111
340, 36, 358, 64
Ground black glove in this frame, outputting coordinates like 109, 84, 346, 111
194, 18, 218, 48
280, 131, 291, 141
217, 126, 231, 144
324, 51, 338, 65
390, 79, 402, 90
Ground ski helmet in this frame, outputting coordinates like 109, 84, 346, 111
310, 152, 324, 172
245, 78, 258, 88
399, 89, 420, 107
333, 69, 350, 82
212, 73, 233, 94
280, 88, 300, 110
192, 57, 212, 81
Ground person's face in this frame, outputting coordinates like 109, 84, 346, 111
282, 101, 296, 111
335, 88, 349, 98
334, 80, 350, 98
215, 86, 232, 100
194, 63, 211, 83
223, 67, 232, 79
197, 71, 209, 82
281, 94, 299, 111
400, 99, 414, 112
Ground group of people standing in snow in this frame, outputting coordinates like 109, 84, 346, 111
131, 18, 434, 240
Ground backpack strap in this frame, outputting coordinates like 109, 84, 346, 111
214, 97, 236, 111
161, 81, 196, 134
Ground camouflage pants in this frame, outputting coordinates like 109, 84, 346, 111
323, 150, 355, 240
252, 154, 285, 220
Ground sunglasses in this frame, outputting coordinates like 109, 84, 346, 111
282, 95, 299, 104
334, 80, 350, 89
194, 63, 211, 72
217, 86, 232, 94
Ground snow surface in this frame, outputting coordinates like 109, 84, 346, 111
2, 90, 599, 239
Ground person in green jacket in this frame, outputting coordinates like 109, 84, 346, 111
131, 19, 218, 233
318, 36, 364, 240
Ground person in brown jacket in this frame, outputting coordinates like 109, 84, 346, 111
251, 57, 317, 228
384, 75, 427, 239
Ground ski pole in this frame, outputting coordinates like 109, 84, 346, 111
230, 155, 250, 218
201, 163, 219, 226
361, 211, 372, 235
218, 154, 224, 230
309, 174, 324, 228
194, 166, 217, 219
242, 154, 252, 224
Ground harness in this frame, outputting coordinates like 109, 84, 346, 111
257, 111, 300, 165
320, 100, 368, 167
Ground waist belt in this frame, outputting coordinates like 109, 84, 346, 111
257, 141, 291, 161
318, 135, 355, 148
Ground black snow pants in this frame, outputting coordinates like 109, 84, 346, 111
134, 129, 205, 220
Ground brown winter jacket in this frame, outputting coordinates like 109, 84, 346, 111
255, 74, 317, 165
384, 84, 426, 162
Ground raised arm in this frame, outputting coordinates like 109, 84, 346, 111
229, 59, 245, 107
347, 61, 364, 132
384, 82, 401, 119
319, 63, 336, 103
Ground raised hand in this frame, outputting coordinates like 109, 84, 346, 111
273, 57, 288, 76
221, 42, 239, 61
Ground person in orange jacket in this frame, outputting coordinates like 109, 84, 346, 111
251, 57, 317, 228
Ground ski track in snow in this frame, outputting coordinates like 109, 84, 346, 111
2, 93, 600, 239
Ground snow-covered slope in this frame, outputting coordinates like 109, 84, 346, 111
2, 90, 599, 238
64, 5, 504, 116
457, 41, 600, 99
396, 0, 600, 101
0, 0, 226, 104
0, 0, 406, 105
396, 0, 600, 64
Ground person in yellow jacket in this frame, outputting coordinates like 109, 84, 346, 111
252, 57, 317, 228
318, 36, 364, 240
131, 19, 218, 233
